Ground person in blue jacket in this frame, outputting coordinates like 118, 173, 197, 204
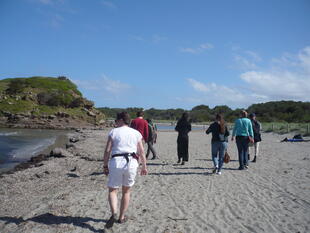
231, 110, 254, 170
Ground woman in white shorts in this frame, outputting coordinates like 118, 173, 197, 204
103, 112, 148, 228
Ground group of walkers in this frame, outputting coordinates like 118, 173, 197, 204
103, 110, 262, 229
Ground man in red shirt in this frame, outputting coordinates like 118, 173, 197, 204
130, 111, 149, 143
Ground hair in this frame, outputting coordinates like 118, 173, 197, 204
249, 113, 255, 119
181, 112, 189, 121
216, 114, 225, 134
136, 111, 144, 117
146, 118, 152, 123
240, 110, 248, 118
116, 112, 131, 125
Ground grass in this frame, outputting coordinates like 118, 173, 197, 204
0, 99, 35, 114
261, 122, 310, 136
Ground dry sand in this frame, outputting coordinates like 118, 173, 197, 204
0, 129, 309, 233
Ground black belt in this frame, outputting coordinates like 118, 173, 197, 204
112, 153, 137, 163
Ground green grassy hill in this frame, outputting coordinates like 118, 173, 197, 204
0, 76, 105, 128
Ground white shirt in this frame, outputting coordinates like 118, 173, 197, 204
109, 126, 142, 155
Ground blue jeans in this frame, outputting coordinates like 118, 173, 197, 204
211, 141, 227, 172
236, 136, 249, 169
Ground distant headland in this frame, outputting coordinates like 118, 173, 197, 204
0, 76, 105, 129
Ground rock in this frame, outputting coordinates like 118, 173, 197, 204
98, 119, 106, 125
66, 143, 75, 149
87, 111, 96, 117
48, 115, 56, 119
30, 154, 47, 163
50, 148, 74, 157
69, 137, 79, 143
50, 148, 67, 157
56, 112, 70, 118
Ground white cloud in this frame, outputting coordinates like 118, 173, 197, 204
73, 75, 131, 97
101, 0, 117, 9
35, 0, 66, 5
187, 78, 210, 92
241, 70, 310, 100
180, 43, 214, 54
38, 0, 52, 4
241, 46, 310, 102
245, 50, 261, 62
152, 34, 167, 43
234, 55, 258, 70
129, 35, 144, 41
102, 76, 131, 95
232, 49, 261, 70
298, 46, 310, 73
186, 78, 254, 107
50, 14, 64, 28
185, 46, 310, 108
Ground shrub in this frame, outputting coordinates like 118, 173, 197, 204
6, 79, 27, 94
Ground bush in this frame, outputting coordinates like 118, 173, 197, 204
6, 79, 27, 94
37, 91, 74, 107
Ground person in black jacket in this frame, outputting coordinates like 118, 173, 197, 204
175, 112, 192, 165
206, 114, 230, 175
249, 113, 262, 163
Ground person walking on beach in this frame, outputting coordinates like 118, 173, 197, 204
130, 111, 149, 143
206, 114, 230, 175
175, 112, 192, 165
249, 113, 262, 163
231, 110, 254, 170
103, 112, 148, 228
146, 118, 157, 160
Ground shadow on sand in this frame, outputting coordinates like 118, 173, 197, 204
0, 213, 106, 233
148, 171, 213, 176
195, 158, 239, 162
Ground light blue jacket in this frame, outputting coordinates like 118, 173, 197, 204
232, 118, 254, 137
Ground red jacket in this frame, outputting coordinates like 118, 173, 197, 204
130, 117, 149, 142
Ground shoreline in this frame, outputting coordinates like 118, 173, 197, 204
0, 129, 70, 175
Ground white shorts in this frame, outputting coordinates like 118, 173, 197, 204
108, 156, 139, 188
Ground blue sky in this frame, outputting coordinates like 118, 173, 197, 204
0, 0, 309, 109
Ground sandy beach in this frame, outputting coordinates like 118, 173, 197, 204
0, 129, 309, 233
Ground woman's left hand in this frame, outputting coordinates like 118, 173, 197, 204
140, 167, 148, 175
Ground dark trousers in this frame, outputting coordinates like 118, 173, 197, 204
236, 136, 249, 168
177, 136, 189, 161
146, 141, 156, 158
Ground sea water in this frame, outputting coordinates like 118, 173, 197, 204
0, 128, 67, 173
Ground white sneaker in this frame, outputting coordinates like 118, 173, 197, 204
217, 171, 222, 175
